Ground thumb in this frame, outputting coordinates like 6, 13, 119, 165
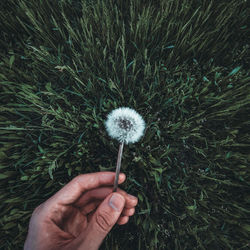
80, 192, 125, 250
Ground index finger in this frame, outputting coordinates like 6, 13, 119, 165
46, 172, 126, 206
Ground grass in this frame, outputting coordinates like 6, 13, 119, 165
0, 0, 249, 249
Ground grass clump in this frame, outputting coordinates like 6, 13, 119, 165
0, 0, 249, 249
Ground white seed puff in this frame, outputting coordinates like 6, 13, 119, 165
105, 107, 145, 144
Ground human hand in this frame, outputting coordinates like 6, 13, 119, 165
24, 172, 138, 250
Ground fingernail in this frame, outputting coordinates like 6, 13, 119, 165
109, 193, 124, 211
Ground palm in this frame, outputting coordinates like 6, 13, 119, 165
55, 205, 89, 238
49, 198, 101, 241
31, 200, 104, 250
37, 199, 103, 250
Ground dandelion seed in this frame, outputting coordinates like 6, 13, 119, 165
105, 107, 145, 191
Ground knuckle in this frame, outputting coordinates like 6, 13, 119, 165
72, 175, 81, 185
72, 174, 85, 184
33, 204, 42, 214
33, 202, 46, 217
74, 174, 83, 181
96, 211, 113, 232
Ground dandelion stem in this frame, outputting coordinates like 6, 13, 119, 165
113, 141, 124, 192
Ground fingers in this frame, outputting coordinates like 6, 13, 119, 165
75, 187, 113, 208
81, 200, 135, 219
45, 172, 126, 207
117, 207, 135, 226
116, 189, 138, 208
122, 207, 135, 216
75, 186, 138, 209
117, 208, 135, 225
80, 196, 135, 228
80, 200, 101, 215
117, 216, 129, 225
75, 192, 126, 249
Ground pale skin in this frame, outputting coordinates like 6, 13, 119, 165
24, 172, 138, 250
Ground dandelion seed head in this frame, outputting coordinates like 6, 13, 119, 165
105, 107, 145, 144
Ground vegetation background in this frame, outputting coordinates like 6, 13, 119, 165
0, 0, 249, 249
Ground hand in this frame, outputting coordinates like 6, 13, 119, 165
24, 172, 138, 250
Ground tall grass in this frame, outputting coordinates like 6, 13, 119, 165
0, 0, 249, 249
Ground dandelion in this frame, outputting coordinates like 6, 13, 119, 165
105, 107, 145, 191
